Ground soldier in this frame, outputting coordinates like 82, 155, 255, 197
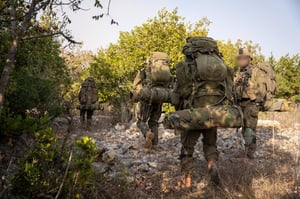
234, 48, 267, 159
131, 52, 171, 148
171, 37, 234, 188
78, 77, 98, 130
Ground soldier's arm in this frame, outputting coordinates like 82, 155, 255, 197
131, 69, 146, 102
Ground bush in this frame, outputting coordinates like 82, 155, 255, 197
0, 111, 50, 137
10, 129, 99, 199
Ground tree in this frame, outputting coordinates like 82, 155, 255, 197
0, 0, 111, 119
90, 8, 263, 106
90, 8, 211, 105
274, 54, 300, 102
5, 36, 70, 116
217, 39, 264, 69
61, 48, 94, 104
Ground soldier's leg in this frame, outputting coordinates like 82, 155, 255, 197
180, 130, 201, 188
148, 103, 162, 145
80, 108, 86, 127
242, 102, 259, 158
202, 128, 218, 161
136, 102, 151, 137
87, 109, 94, 128
202, 128, 220, 185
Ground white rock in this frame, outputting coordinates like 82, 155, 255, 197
148, 162, 158, 168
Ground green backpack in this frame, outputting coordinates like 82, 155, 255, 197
252, 62, 276, 110
145, 52, 171, 87
78, 78, 98, 105
175, 37, 233, 108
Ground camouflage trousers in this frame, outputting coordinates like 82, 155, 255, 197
80, 108, 94, 126
136, 102, 162, 145
239, 100, 259, 155
180, 128, 218, 175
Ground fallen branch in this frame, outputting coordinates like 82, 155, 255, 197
55, 151, 73, 199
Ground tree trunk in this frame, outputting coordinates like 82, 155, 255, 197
0, 39, 18, 118
0, 0, 38, 119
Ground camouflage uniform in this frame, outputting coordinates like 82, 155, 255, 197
234, 48, 267, 158
136, 101, 162, 145
78, 77, 98, 128
172, 37, 234, 186
176, 84, 223, 178
133, 52, 171, 146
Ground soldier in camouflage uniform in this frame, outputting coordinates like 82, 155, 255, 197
132, 52, 171, 148
78, 77, 98, 130
234, 48, 267, 159
171, 37, 234, 188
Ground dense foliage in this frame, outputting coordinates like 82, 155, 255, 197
90, 8, 268, 106
273, 54, 300, 102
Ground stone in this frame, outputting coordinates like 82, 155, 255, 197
102, 150, 119, 164
148, 162, 158, 168
137, 163, 150, 172
92, 162, 109, 174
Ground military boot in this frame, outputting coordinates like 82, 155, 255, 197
151, 127, 159, 146
245, 143, 256, 159
144, 131, 154, 149
207, 159, 220, 186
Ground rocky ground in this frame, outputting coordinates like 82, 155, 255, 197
1, 111, 299, 199
55, 111, 300, 199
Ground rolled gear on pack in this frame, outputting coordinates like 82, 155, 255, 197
168, 105, 243, 131
135, 87, 172, 103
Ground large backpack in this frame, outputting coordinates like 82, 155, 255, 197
252, 62, 276, 110
145, 52, 171, 87
176, 37, 233, 108
79, 78, 98, 105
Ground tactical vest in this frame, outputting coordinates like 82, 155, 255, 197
234, 65, 256, 101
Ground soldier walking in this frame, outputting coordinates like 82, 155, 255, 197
234, 48, 276, 159
78, 77, 98, 130
131, 52, 171, 148
171, 37, 234, 188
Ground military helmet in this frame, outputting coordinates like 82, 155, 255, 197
236, 48, 253, 59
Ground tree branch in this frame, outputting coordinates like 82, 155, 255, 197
22, 31, 82, 44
